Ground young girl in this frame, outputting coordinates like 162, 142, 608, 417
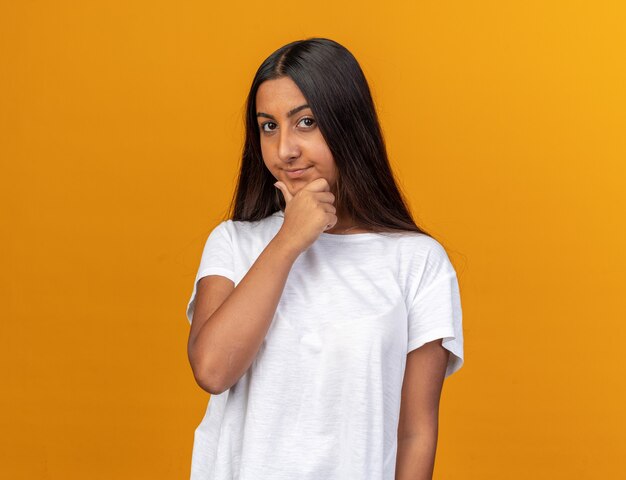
185, 37, 464, 480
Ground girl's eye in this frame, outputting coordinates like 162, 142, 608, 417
260, 117, 316, 134
298, 117, 316, 128
260, 122, 277, 133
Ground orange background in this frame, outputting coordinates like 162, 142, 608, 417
2, 1, 625, 478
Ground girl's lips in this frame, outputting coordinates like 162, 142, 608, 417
285, 166, 312, 179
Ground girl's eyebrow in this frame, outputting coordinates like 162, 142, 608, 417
256, 104, 311, 121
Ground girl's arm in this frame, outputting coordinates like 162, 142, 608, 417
395, 339, 450, 480
187, 232, 301, 395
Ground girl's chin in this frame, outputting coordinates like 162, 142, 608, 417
282, 173, 330, 193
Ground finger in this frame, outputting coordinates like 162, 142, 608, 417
324, 215, 337, 231
302, 177, 331, 192
313, 191, 336, 205
320, 202, 337, 214
274, 181, 293, 203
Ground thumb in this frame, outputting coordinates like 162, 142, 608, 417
274, 181, 293, 204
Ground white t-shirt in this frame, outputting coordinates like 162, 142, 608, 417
185, 210, 464, 480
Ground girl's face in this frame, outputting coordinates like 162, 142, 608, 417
256, 76, 337, 197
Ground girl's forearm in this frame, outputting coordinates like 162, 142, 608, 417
189, 232, 301, 394
395, 426, 439, 480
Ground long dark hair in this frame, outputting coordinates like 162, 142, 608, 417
227, 37, 431, 237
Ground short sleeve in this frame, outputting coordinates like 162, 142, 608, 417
406, 238, 464, 378
185, 221, 236, 325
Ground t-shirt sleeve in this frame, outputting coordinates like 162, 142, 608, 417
406, 238, 464, 378
185, 221, 236, 325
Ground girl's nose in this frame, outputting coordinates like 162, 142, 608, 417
277, 128, 301, 162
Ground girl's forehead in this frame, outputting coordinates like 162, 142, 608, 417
257, 78, 305, 103
256, 99, 310, 120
